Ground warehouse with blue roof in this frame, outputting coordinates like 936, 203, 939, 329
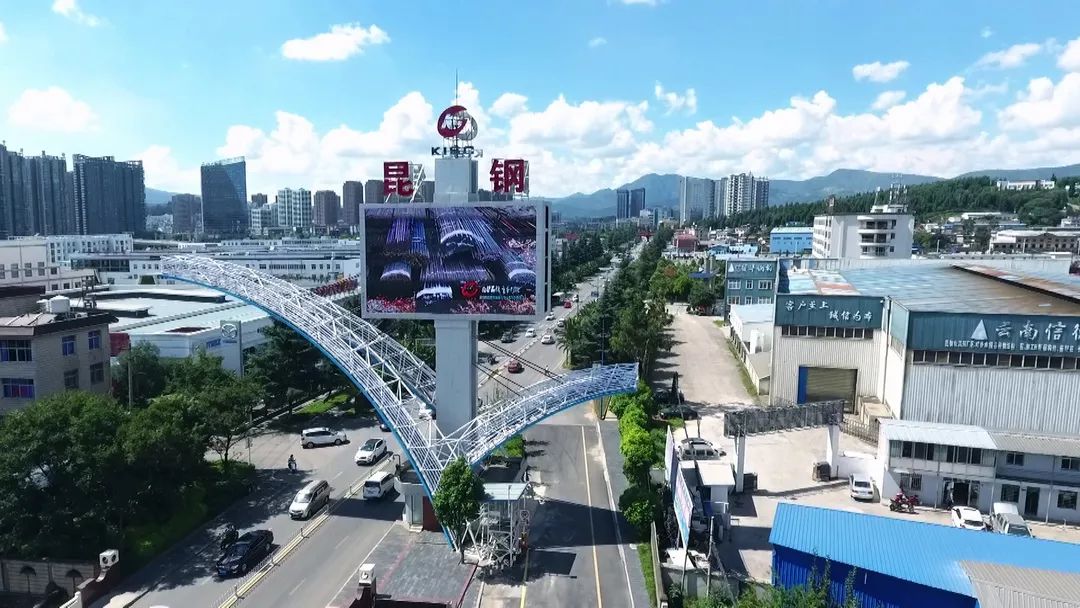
770, 503, 1080, 608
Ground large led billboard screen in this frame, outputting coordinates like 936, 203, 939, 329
361, 203, 545, 320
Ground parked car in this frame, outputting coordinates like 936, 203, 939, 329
545, 313, 556, 321
363, 471, 396, 500
525, 327, 537, 338
563, 300, 573, 309
951, 506, 987, 530
500, 331, 515, 343
678, 442, 721, 460
289, 479, 331, 519
477, 352, 497, 365
590, 290, 600, 297
659, 404, 698, 420
848, 474, 875, 501
540, 333, 555, 345
506, 359, 524, 373
216, 530, 274, 578
991, 502, 1032, 537
555, 318, 566, 328
355, 438, 387, 465
300, 427, 347, 449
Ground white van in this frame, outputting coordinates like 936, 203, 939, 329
991, 502, 1032, 537
289, 479, 330, 519
363, 471, 395, 500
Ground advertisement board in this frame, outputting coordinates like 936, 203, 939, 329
664, 426, 677, 490
775, 295, 884, 329
361, 202, 545, 320
908, 311, 1080, 356
673, 467, 693, 547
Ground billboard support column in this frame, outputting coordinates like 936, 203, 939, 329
735, 435, 746, 493
434, 319, 478, 437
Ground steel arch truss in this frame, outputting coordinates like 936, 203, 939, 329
159, 255, 638, 494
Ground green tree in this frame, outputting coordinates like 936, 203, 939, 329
620, 426, 655, 483
432, 458, 486, 563
618, 483, 660, 538
688, 280, 717, 310
113, 343, 168, 408
247, 322, 325, 408
197, 377, 262, 469
165, 348, 232, 395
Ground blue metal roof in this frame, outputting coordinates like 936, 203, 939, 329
769, 503, 1080, 597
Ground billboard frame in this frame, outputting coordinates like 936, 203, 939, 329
359, 200, 549, 322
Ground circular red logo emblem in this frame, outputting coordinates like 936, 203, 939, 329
460, 280, 480, 299
437, 105, 469, 138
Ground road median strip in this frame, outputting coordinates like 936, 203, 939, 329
216, 457, 396, 608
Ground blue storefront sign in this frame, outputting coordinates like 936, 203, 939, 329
775, 295, 884, 329
908, 312, 1080, 355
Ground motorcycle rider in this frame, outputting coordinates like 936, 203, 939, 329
221, 523, 238, 550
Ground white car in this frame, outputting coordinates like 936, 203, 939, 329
952, 506, 987, 530
525, 327, 537, 338
300, 427, 347, 449
354, 438, 387, 465
848, 474, 875, 501
555, 318, 566, 328
540, 333, 555, 345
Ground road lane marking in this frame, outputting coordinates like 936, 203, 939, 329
332, 471, 343, 480
334, 535, 349, 550
582, 426, 603, 608
519, 548, 530, 608
288, 578, 306, 596
595, 419, 635, 608
327, 523, 395, 603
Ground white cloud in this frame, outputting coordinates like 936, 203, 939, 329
981, 26, 994, 39
0, 22, 8, 43
871, 90, 906, 110
852, 60, 910, 83
588, 37, 607, 48
51, 0, 102, 27
654, 82, 697, 115
975, 42, 1043, 69
281, 23, 389, 61
998, 73, 1080, 130
1059, 36, 1080, 72
137, 145, 199, 193
7, 87, 98, 133
490, 93, 529, 119
619, 0, 658, 5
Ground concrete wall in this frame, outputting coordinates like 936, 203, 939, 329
901, 364, 1080, 435
770, 331, 883, 405
0, 558, 96, 596
881, 346, 906, 417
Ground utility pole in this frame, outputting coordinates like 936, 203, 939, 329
706, 515, 715, 597
127, 354, 134, 408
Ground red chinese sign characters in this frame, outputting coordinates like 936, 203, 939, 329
490, 159, 527, 195
383, 161, 414, 198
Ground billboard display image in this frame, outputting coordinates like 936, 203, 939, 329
362, 204, 541, 319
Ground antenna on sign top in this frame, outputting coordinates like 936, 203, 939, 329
454, 69, 459, 104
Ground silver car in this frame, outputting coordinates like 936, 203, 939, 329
300, 427, 347, 449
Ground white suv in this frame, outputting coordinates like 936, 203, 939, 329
300, 427, 347, 449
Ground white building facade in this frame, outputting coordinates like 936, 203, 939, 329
678, 177, 716, 224
723, 173, 769, 216
812, 211, 914, 259
276, 188, 312, 229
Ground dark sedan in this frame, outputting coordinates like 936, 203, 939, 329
659, 404, 698, 420
216, 530, 274, 578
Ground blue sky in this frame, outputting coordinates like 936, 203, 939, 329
2, 0, 1080, 198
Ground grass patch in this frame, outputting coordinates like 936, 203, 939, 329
495, 434, 526, 458
638, 541, 658, 608
666, 417, 685, 430
713, 319, 728, 328
297, 392, 350, 415
123, 461, 254, 571
725, 341, 759, 400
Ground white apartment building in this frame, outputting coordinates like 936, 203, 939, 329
723, 173, 769, 216
812, 197, 914, 260
276, 188, 312, 229
678, 177, 716, 224
250, 205, 276, 236
11, 234, 133, 265
0, 239, 98, 292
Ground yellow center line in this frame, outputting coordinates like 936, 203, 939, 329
582, 426, 603, 608
519, 547, 530, 608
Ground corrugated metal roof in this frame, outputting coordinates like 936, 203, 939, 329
879, 419, 998, 450
770, 504, 1080, 597
961, 561, 1080, 608
483, 483, 528, 502
955, 264, 1080, 303
770, 227, 813, 234
989, 431, 1080, 459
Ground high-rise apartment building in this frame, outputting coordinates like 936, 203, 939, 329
276, 188, 312, 229
616, 189, 630, 220
313, 190, 340, 227
342, 181, 364, 225
678, 176, 716, 223
200, 158, 247, 237
251, 193, 268, 207
73, 154, 145, 235
171, 194, 201, 236
629, 188, 645, 218
0, 145, 73, 237
364, 180, 384, 205
722, 173, 769, 216
249, 205, 275, 236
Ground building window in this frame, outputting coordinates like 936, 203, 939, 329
729, 280, 741, 290
63, 369, 79, 390
1062, 457, 1080, 472
0, 340, 32, 362
206, 339, 221, 349
61, 335, 76, 356
1058, 491, 1078, 510
757, 280, 773, 290
899, 473, 922, 491
1005, 452, 1025, 467
88, 330, 101, 350
901, 441, 913, 458
1000, 484, 1020, 503
90, 362, 105, 385
1, 378, 34, 399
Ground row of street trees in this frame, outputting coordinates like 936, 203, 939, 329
0, 348, 260, 562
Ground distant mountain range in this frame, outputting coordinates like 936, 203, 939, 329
550, 164, 1080, 218
145, 187, 176, 207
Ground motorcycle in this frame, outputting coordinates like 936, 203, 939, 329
889, 491, 919, 513
220, 526, 239, 551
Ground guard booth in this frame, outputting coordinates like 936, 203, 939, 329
463, 483, 532, 572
